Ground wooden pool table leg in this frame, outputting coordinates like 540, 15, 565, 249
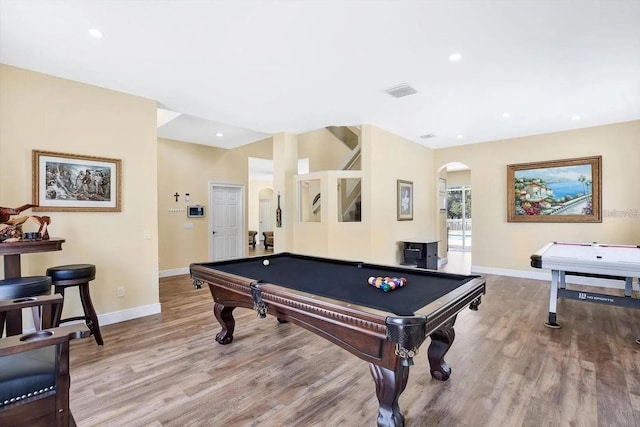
369, 363, 409, 427
428, 317, 456, 381
213, 303, 235, 344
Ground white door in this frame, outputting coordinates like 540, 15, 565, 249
258, 198, 272, 241
210, 184, 244, 261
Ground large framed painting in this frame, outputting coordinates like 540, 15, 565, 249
32, 150, 122, 212
507, 156, 601, 223
397, 180, 413, 221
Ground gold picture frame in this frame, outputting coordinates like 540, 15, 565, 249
507, 156, 601, 223
397, 180, 413, 221
32, 150, 122, 212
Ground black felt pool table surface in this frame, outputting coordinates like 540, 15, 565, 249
199, 253, 479, 316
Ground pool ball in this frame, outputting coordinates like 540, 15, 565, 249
263, 259, 270, 266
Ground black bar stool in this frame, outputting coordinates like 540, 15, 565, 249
0, 276, 53, 336
46, 264, 103, 346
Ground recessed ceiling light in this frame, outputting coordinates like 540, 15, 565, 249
502, 112, 511, 118
88, 28, 103, 38
216, 132, 223, 137
571, 115, 581, 121
449, 53, 462, 62
457, 134, 464, 139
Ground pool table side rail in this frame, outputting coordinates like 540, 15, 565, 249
190, 263, 394, 320
190, 264, 396, 365
415, 277, 485, 334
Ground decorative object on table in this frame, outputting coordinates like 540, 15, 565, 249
507, 156, 601, 223
32, 150, 122, 212
31, 215, 51, 239
275, 192, 282, 227
0, 214, 52, 242
0, 216, 29, 242
368, 276, 407, 292
397, 180, 413, 221
0, 204, 37, 223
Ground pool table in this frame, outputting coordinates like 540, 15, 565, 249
190, 252, 486, 427
531, 241, 640, 328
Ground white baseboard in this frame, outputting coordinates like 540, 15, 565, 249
99, 303, 162, 326
159, 267, 189, 278
470, 265, 632, 290
438, 257, 448, 268
17, 303, 162, 334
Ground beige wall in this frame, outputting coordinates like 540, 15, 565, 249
298, 128, 352, 171
0, 64, 159, 324
364, 125, 437, 265
447, 170, 471, 187
291, 125, 437, 265
157, 137, 272, 271
157, 138, 225, 271
435, 120, 640, 274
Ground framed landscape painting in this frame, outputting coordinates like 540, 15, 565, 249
32, 150, 122, 212
507, 156, 601, 223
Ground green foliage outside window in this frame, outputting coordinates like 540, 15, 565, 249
446, 187, 471, 219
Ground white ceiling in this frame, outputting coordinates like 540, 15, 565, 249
1, 0, 639, 150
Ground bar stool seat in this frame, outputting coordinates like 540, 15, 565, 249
0, 276, 52, 336
0, 276, 52, 299
46, 264, 103, 346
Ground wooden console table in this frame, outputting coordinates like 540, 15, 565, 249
0, 238, 64, 335
0, 238, 65, 279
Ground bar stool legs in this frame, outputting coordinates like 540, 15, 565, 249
46, 264, 103, 346
78, 282, 103, 345
52, 283, 103, 345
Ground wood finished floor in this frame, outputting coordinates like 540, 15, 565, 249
68, 270, 640, 426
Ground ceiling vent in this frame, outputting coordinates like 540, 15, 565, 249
420, 133, 436, 139
385, 83, 418, 98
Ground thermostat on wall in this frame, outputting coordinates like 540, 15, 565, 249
187, 205, 205, 218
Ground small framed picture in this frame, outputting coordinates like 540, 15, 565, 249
439, 178, 447, 193
33, 150, 122, 212
397, 180, 413, 221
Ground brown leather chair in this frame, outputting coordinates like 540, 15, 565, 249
248, 230, 257, 248
263, 231, 274, 250
0, 291, 89, 426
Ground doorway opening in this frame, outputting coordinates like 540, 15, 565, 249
438, 162, 472, 274
446, 186, 472, 252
